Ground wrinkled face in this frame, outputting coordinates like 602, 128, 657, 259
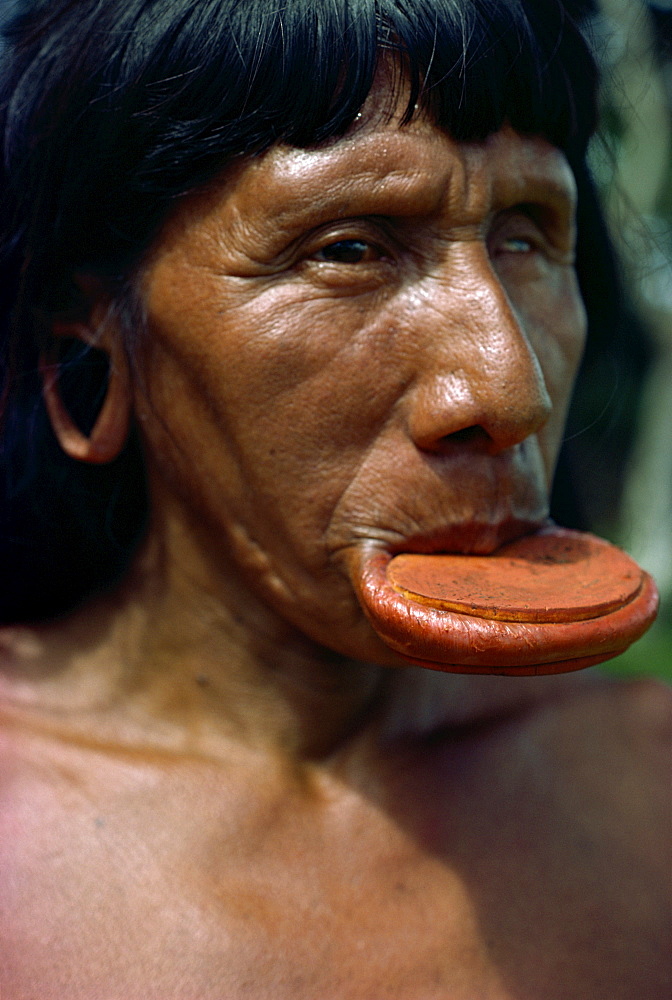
135, 93, 586, 663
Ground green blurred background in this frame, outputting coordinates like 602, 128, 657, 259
572, 0, 672, 679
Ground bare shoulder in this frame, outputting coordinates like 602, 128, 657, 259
383, 671, 671, 882
524, 675, 672, 933
0, 626, 45, 771
512, 674, 672, 829
0, 621, 123, 842
391, 673, 672, 999
530, 673, 672, 778
0, 623, 65, 772
487, 675, 672, 932
580, 672, 672, 733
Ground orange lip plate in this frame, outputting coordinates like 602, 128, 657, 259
388, 530, 642, 624
356, 528, 659, 675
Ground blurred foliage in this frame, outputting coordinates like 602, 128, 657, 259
586, 0, 672, 679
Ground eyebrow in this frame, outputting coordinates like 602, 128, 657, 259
257, 148, 450, 226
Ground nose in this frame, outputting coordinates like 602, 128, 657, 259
405, 254, 553, 455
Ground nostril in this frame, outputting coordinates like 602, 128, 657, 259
423, 425, 494, 453
442, 425, 488, 447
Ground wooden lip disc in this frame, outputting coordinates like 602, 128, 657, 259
352, 527, 659, 674
387, 528, 642, 624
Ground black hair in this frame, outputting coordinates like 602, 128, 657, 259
0, 0, 607, 622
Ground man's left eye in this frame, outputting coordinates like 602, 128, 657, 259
500, 236, 534, 253
315, 239, 382, 264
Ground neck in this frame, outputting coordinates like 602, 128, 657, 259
2, 523, 387, 762
130, 540, 389, 760
1, 511, 590, 765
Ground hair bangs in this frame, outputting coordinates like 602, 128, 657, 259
127, 0, 597, 192
1, 0, 598, 293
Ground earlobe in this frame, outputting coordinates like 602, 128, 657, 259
40, 326, 132, 465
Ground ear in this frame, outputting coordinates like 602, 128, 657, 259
40, 295, 133, 465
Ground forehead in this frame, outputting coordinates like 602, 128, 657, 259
258, 125, 574, 219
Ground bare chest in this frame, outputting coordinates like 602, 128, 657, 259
1, 702, 670, 1000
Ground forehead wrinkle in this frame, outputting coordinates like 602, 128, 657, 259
242, 164, 449, 231
272, 169, 443, 227
231, 135, 575, 241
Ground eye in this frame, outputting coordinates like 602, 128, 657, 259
490, 223, 540, 259
315, 239, 385, 264
489, 203, 576, 265
499, 236, 534, 254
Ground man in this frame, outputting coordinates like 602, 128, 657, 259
0, 1, 669, 996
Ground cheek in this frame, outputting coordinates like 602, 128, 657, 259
540, 282, 587, 424
509, 270, 587, 467
136, 272, 408, 551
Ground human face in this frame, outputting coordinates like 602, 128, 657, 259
135, 99, 586, 665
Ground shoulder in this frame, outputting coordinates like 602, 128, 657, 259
463, 677, 671, 992
0, 623, 102, 821
0, 623, 46, 673
532, 674, 672, 769
611, 674, 672, 744
518, 674, 672, 799
508, 675, 672, 884
397, 672, 672, 887
381, 672, 671, 995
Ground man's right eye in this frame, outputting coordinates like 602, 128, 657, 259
315, 239, 383, 264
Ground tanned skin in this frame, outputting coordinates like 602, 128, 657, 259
1, 82, 670, 999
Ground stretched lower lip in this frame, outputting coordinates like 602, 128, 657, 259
346, 525, 659, 676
